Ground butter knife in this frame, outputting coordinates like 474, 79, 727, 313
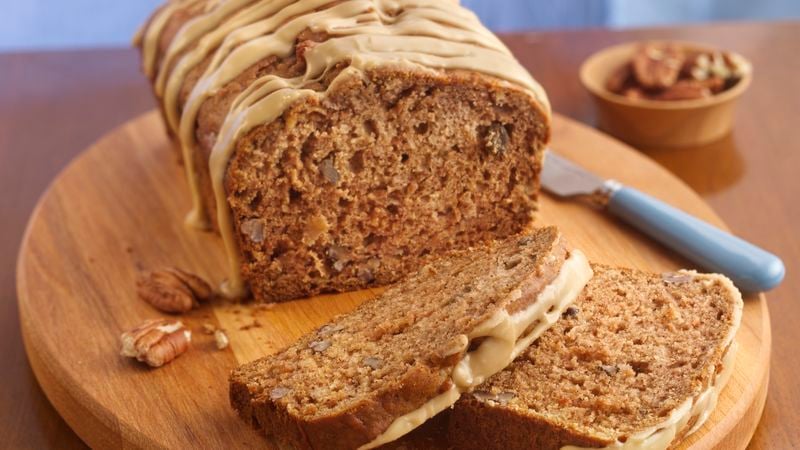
541, 150, 785, 292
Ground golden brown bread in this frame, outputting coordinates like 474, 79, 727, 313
136, 0, 551, 302
229, 228, 592, 449
448, 265, 743, 450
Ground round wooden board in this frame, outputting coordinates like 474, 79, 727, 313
17, 111, 769, 449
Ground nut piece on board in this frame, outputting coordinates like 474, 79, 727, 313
120, 319, 191, 367
136, 268, 213, 313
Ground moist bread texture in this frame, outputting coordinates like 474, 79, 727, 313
449, 265, 743, 450
230, 227, 591, 449
136, 0, 551, 301
228, 67, 548, 303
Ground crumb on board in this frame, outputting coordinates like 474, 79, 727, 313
240, 319, 262, 331
214, 329, 230, 350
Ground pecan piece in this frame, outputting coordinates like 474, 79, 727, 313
472, 390, 495, 402
483, 122, 510, 155
327, 245, 350, 272
362, 356, 382, 370
357, 258, 381, 283
240, 219, 265, 243
495, 391, 517, 405
309, 340, 331, 352
472, 390, 516, 405
683, 51, 712, 80
605, 62, 633, 94
722, 51, 752, 78
503, 255, 523, 270
120, 319, 191, 367
270, 386, 291, 400
662, 271, 695, 285
318, 324, 344, 337
600, 364, 619, 376
136, 268, 213, 313
319, 157, 340, 184
632, 44, 685, 89
654, 80, 710, 101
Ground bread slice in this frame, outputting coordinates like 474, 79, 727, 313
229, 227, 592, 449
136, 0, 551, 302
449, 265, 743, 450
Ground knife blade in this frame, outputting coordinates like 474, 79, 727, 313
540, 150, 785, 292
541, 150, 618, 202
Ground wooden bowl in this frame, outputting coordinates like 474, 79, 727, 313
579, 41, 752, 149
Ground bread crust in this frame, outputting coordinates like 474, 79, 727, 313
450, 398, 610, 450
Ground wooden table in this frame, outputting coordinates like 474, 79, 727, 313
1, 21, 797, 449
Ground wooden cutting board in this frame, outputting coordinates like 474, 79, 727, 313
16, 111, 769, 449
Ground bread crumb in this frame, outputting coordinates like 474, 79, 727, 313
240, 319, 262, 331
214, 329, 230, 350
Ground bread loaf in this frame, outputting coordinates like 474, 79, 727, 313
136, 0, 550, 301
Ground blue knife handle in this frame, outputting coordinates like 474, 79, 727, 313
607, 186, 785, 292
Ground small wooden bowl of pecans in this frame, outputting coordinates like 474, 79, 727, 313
580, 41, 752, 148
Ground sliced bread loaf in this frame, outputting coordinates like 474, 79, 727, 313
229, 227, 592, 449
449, 265, 743, 450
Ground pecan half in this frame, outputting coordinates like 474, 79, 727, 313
120, 319, 191, 367
632, 44, 685, 89
136, 268, 213, 313
605, 62, 633, 93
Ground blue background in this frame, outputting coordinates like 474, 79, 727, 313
1, 0, 798, 52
